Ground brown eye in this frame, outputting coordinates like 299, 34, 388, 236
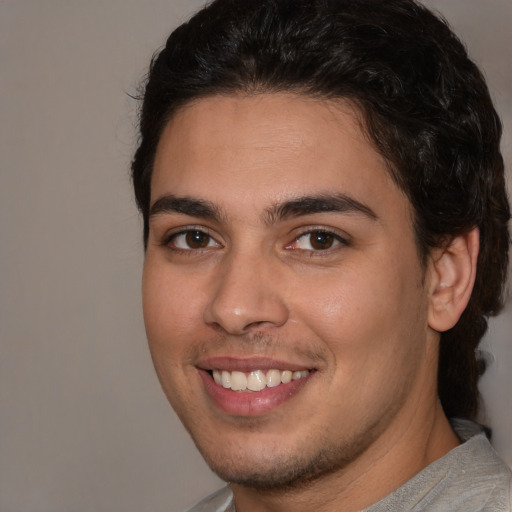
291, 230, 345, 251
309, 232, 335, 250
185, 230, 211, 248
168, 229, 220, 250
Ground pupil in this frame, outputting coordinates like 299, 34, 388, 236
311, 232, 333, 250
186, 230, 208, 248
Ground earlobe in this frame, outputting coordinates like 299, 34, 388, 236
427, 227, 479, 332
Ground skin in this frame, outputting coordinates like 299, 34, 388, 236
142, 93, 471, 512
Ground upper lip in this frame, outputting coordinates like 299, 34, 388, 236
197, 356, 315, 373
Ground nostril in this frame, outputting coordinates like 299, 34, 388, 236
245, 321, 265, 329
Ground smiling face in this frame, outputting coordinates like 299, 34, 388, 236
142, 93, 442, 490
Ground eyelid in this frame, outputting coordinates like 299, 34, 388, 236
286, 227, 351, 251
162, 225, 222, 250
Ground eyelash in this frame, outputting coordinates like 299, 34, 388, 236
162, 227, 350, 253
288, 229, 349, 253
163, 227, 221, 252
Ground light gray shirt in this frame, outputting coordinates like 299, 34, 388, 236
186, 419, 511, 512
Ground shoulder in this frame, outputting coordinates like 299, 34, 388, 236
451, 431, 511, 511
185, 486, 234, 512
366, 419, 511, 512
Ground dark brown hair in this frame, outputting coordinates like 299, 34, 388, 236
132, 0, 510, 420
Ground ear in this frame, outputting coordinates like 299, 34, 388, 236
427, 227, 479, 332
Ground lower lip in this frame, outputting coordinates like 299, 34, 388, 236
198, 370, 311, 416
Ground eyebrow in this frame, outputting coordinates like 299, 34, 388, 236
264, 193, 378, 224
148, 192, 378, 224
149, 195, 223, 222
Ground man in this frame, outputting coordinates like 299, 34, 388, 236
131, 0, 511, 510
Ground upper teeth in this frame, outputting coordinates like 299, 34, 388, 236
212, 369, 310, 391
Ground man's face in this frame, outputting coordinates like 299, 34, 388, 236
142, 94, 439, 488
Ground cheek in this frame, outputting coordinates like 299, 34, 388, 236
142, 261, 202, 352
141, 262, 207, 410
294, 256, 427, 372
298, 271, 427, 427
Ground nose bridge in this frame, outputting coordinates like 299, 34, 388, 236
203, 245, 289, 334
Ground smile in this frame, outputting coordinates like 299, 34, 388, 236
212, 369, 310, 392
197, 357, 317, 416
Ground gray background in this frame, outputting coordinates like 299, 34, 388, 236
0, 1, 510, 511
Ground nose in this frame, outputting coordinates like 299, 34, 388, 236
203, 250, 289, 335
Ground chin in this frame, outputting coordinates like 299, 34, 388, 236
197, 430, 375, 491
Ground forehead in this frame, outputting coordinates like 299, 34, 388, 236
151, 93, 410, 222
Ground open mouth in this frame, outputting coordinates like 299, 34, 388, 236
199, 363, 317, 415
208, 369, 311, 392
